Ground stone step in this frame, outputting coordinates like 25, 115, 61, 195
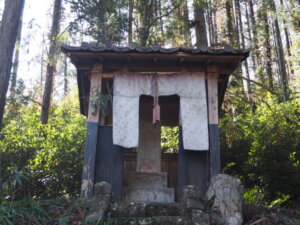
107, 202, 146, 218
146, 203, 187, 217
129, 171, 167, 188
107, 202, 186, 218
105, 216, 190, 225
123, 187, 174, 203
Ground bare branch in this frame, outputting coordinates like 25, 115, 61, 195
232, 74, 300, 99
25, 96, 43, 107
57, 15, 86, 40
150, 1, 183, 27
232, 73, 278, 95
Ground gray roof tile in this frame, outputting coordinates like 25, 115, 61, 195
61, 42, 250, 58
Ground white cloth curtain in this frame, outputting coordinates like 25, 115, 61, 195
113, 72, 209, 151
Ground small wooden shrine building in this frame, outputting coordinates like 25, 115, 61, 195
62, 43, 249, 202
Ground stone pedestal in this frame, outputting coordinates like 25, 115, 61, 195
129, 171, 167, 188
123, 172, 174, 203
124, 117, 174, 203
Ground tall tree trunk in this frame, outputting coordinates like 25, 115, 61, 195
206, 0, 213, 45
248, 0, 260, 66
0, 0, 25, 130
263, 15, 273, 89
40, 35, 45, 86
41, 0, 62, 124
10, 5, 24, 97
279, 0, 293, 75
279, 0, 291, 57
212, 1, 218, 44
233, 0, 240, 47
182, 0, 191, 47
225, 0, 234, 46
226, 0, 245, 95
173, 0, 191, 47
236, 0, 251, 96
253, 0, 273, 88
248, 0, 257, 43
128, 0, 134, 44
245, 0, 256, 69
158, 0, 165, 46
236, 4, 249, 62
138, 0, 153, 46
270, 0, 288, 101
63, 56, 68, 96
194, 0, 208, 48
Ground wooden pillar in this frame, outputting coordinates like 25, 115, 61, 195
81, 63, 102, 198
207, 65, 220, 177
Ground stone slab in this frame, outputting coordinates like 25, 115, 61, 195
123, 187, 175, 203
105, 216, 189, 225
107, 202, 146, 218
129, 171, 167, 188
146, 203, 186, 217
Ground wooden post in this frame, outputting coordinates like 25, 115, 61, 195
207, 65, 220, 177
81, 63, 102, 198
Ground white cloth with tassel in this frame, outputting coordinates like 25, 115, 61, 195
113, 72, 209, 151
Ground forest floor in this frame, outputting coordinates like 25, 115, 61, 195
243, 204, 300, 225
1, 198, 300, 224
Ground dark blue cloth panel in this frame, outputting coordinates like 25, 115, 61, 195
178, 127, 209, 197
95, 126, 124, 202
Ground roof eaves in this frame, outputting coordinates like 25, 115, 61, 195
61, 42, 250, 59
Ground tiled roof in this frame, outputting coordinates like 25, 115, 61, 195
61, 42, 250, 58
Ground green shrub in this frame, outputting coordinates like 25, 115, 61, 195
0, 91, 86, 200
221, 93, 300, 206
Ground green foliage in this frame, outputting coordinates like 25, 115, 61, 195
0, 197, 85, 225
67, 0, 187, 47
268, 194, 290, 208
161, 126, 179, 153
243, 187, 265, 205
289, 0, 300, 32
0, 91, 86, 200
90, 91, 112, 117
221, 93, 300, 206
68, 0, 128, 44
0, 198, 50, 225
1, 165, 29, 201
4, 79, 32, 122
